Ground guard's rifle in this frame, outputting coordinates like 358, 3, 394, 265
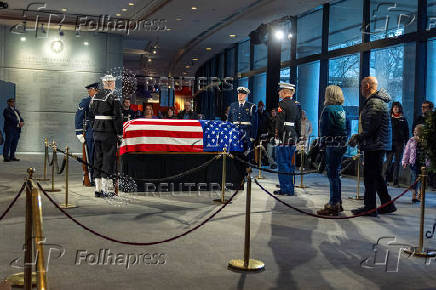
82, 116, 91, 187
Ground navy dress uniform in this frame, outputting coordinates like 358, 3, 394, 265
75, 82, 99, 182
274, 82, 301, 196
227, 87, 257, 154
89, 75, 123, 197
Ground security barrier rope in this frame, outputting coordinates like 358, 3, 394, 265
37, 181, 240, 246
0, 182, 26, 222
53, 146, 223, 183
230, 153, 318, 176
48, 149, 67, 174
254, 178, 419, 220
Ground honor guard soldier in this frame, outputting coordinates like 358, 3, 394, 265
228, 87, 257, 156
274, 82, 301, 196
75, 82, 99, 184
90, 75, 123, 197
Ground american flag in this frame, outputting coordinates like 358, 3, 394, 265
119, 119, 244, 155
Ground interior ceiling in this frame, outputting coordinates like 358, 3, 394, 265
0, 0, 328, 77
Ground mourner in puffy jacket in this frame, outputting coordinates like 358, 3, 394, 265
349, 77, 395, 216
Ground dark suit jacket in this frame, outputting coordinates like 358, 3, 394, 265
3, 106, 23, 132
177, 110, 199, 120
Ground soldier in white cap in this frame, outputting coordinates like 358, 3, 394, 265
89, 75, 123, 197
274, 82, 301, 196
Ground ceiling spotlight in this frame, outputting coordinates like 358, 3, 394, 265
122, 8, 127, 12
205, 47, 212, 51
192, 57, 199, 61
50, 40, 64, 53
148, 58, 152, 62
185, 65, 190, 69
191, 6, 198, 10
83, 41, 89, 46
274, 30, 284, 40
152, 49, 157, 54
20, 36, 26, 42
176, 17, 183, 21
183, 72, 187, 75
61, 8, 67, 12
128, 2, 134, 6
229, 34, 236, 38
288, 33, 293, 39
116, 13, 121, 16
166, 28, 172, 31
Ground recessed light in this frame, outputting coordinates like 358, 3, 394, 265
183, 72, 187, 75
205, 47, 212, 51
122, 8, 127, 12
229, 34, 237, 38
20, 37, 26, 42
116, 13, 121, 16
185, 65, 191, 69
83, 41, 89, 46
148, 58, 152, 62
192, 57, 199, 61
191, 6, 198, 10
152, 50, 157, 54
176, 17, 183, 21
128, 3, 134, 6
61, 8, 67, 12
166, 28, 172, 31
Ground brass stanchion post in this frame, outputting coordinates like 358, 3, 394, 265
296, 146, 308, 189
46, 141, 60, 193
256, 145, 264, 180
349, 151, 364, 200
38, 138, 49, 181
404, 167, 436, 258
60, 146, 77, 209
228, 169, 264, 271
214, 148, 230, 204
5, 169, 37, 288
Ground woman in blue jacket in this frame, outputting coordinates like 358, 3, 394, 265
317, 85, 348, 216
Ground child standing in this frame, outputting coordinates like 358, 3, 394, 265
402, 124, 425, 202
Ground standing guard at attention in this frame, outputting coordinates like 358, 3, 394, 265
274, 82, 301, 196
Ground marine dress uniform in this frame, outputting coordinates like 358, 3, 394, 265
274, 82, 301, 196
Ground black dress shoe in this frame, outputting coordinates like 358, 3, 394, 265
95, 191, 103, 198
3, 158, 10, 162
378, 204, 397, 214
11, 158, 20, 161
351, 207, 377, 217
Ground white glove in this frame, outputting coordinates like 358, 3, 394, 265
76, 134, 85, 144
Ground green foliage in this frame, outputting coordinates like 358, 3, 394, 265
422, 111, 436, 172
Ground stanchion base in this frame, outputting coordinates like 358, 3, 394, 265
403, 247, 436, 258
5, 272, 37, 286
228, 259, 265, 271
45, 189, 61, 192
348, 196, 364, 200
295, 185, 308, 189
37, 178, 49, 181
60, 203, 78, 209
255, 176, 264, 180
213, 198, 231, 204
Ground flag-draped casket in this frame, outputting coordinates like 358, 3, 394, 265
120, 119, 245, 154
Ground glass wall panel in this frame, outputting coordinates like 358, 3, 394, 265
238, 77, 249, 91
281, 22, 292, 62
280, 67, 290, 83
369, 0, 418, 41
238, 40, 250, 73
226, 48, 235, 76
429, 0, 436, 31
329, 0, 363, 50
297, 61, 320, 138
253, 73, 267, 106
253, 43, 267, 69
428, 38, 436, 105
329, 53, 360, 156
296, 7, 323, 58
370, 43, 416, 128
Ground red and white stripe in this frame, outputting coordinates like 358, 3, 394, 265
119, 119, 204, 154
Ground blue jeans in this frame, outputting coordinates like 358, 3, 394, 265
325, 146, 346, 204
410, 164, 421, 191
276, 145, 296, 195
